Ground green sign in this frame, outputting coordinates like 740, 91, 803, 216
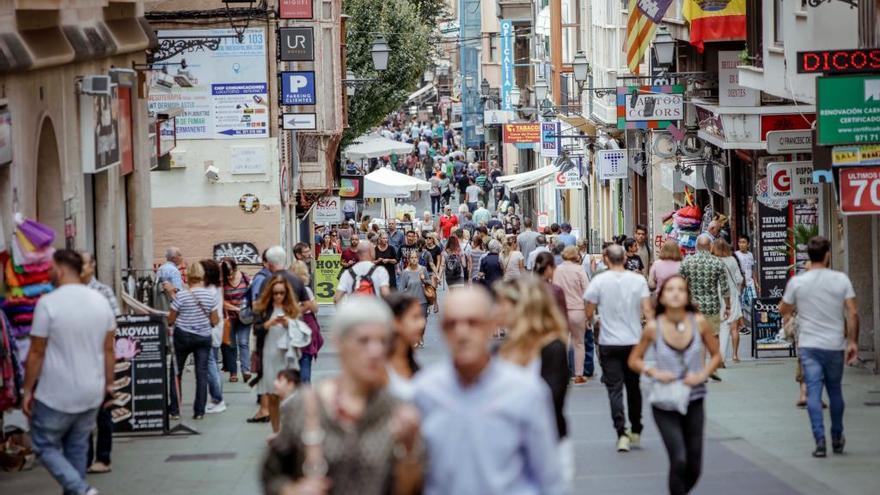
313, 254, 341, 304
817, 74, 880, 146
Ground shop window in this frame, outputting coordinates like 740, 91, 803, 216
773, 0, 784, 46
488, 33, 497, 63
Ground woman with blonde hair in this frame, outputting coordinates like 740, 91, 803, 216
712, 239, 744, 363
291, 260, 323, 382
501, 234, 525, 281
495, 275, 573, 483
553, 246, 591, 385
649, 240, 683, 291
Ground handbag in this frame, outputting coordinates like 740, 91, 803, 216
222, 310, 233, 346
648, 336, 692, 415
422, 281, 437, 305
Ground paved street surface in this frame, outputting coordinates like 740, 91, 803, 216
3, 303, 879, 495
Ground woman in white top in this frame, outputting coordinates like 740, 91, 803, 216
713, 239, 744, 363
383, 293, 425, 401
501, 234, 525, 281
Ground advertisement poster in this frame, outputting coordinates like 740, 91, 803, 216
817, 74, 880, 145
792, 201, 818, 273
148, 29, 269, 140
112, 315, 168, 434
314, 196, 342, 225
838, 165, 880, 215
314, 254, 342, 304
757, 201, 791, 299
80, 87, 120, 174
750, 298, 794, 355
719, 51, 759, 107
339, 175, 364, 201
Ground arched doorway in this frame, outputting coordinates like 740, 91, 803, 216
36, 117, 64, 246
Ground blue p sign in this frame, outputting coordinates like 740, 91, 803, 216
280, 71, 316, 106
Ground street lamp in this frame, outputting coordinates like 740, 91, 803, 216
480, 78, 490, 98
652, 26, 676, 68
572, 51, 590, 85
346, 70, 357, 96
509, 84, 521, 107
371, 36, 391, 72
534, 77, 549, 103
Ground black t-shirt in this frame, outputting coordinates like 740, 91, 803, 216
624, 254, 645, 273
374, 245, 399, 288
421, 245, 443, 273
399, 243, 422, 269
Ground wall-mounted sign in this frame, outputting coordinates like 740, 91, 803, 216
766, 130, 813, 154
0, 108, 11, 165
839, 166, 880, 215
280, 71, 316, 106
554, 168, 582, 190
157, 118, 176, 157
278, 27, 314, 61
239, 193, 260, 213
617, 85, 684, 130
500, 19, 514, 111
719, 51, 759, 107
279, 0, 313, 19
767, 161, 818, 200
282, 113, 317, 130
760, 114, 815, 140
817, 74, 880, 146
757, 202, 791, 298
80, 86, 120, 174
230, 145, 268, 175
213, 241, 261, 265
314, 196, 342, 225
483, 109, 513, 125
597, 149, 629, 180
540, 121, 561, 158
831, 144, 880, 166
339, 175, 364, 201
502, 123, 540, 144
797, 48, 880, 75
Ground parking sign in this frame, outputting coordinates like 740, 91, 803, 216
280, 71, 316, 106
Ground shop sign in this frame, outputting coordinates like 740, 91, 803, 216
760, 113, 815, 141
750, 298, 793, 353
80, 86, 120, 174
314, 254, 342, 304
314, 196, 342, 224
339, 174, 364, 201
149, 29, 269, 140
757, 202, 791, 298
0, 108, 11, 165
502, 123, 540, 144
483, 110, 513, 125
831, 144, 880, 166
230, 145, 268, 175
279, 0, 313, 19
239, 193, 260, 213
213, 242, 261, 265
766, 130, 813, 154
817, 74, 880, 146
767, 162, 818, 200
695, 106, 724, 140
282, 113, 317, 131
540, 121, 561, 158
755, 176, 789, 209
112, 315, 168, 433
797, 48, 880, 75
280, 71, 316, 106
617, 85, 684, 130
597, 149, 628, 180
500, 19, 514, 111
278, 27, 314, 62
709, 163, 727, 197
536, 212, 549, 231
838, 166, 880, 215
554, 168, 582, 190
719, 51, 759, 107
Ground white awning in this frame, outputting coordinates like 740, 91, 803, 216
343, 134, 414, 160
407, 83, 436, 103
364, 167, 432, 199
498, 165, 557, 192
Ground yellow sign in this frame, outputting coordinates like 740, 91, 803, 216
313, 254, 342, 304
832, 145, 880, 166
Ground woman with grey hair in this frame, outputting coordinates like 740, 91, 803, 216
262, 297, 424, 495
478, 239, 505, 288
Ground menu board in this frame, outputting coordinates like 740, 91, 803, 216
751, 297, 795, 357
757, 202, 791, 298
112, 315, 168, 434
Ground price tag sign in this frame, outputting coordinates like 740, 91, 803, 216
839, 166, 880, 215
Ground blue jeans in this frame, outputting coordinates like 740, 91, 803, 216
170, 330, 212, 416
568, 327, 595, 377
221, 321, 251, 375
299, 354, 313, 384
799, 347, 845, 442
207, 347, 223, 403
30, 400, 97, 495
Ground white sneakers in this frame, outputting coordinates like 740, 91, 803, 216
617, 432, 640, 452
206, 401, 227, 414
617, 434, 631, 452
630, 432, 641, 448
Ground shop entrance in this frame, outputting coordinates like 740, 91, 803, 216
36, 117, 63, 247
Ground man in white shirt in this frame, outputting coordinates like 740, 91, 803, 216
24, 250, 116, 495
780, 236, 858, 458
584, 244, 653, 452
464, 178, 482, 212
525, 235, 551, 271
335, 241, 391, 302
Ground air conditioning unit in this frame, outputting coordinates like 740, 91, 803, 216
81, 75, 111, 96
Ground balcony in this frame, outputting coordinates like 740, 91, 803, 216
497, 0, 531, 22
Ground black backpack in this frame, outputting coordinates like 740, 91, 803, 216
445, 253, 464, 280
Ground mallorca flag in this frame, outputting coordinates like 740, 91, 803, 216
624, 0, 675, 75
683, 0, 747, 53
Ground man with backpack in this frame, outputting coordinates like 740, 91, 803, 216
334, 241, 391, 302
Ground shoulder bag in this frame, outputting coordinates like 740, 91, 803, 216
189, 288, 220, 328
648, 324, 692, 415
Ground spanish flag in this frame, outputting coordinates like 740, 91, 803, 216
683, 0, 747, 53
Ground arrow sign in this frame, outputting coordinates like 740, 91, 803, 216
282, 113, 317, 131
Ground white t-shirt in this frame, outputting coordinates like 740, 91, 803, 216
734, 250, 755, 286
465, 184, 482, 203
31, 284, 116, 413
583, 270, 650, 346
418, 141, 430, 156
502, 251, 525, 281
337, 261, 390, 296
782, 268, 855, 351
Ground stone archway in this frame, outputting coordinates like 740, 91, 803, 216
36, 117, 64, 246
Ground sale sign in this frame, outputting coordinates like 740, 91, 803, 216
839, 166, 880, 215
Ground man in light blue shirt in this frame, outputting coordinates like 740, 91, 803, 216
558, 223, 577, 248
413, 287, 565, 495
472, 201, 491, 227
154, 247, 184, 311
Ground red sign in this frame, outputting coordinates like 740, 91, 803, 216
502, 123, 540, 144
839, 166, 880, 215
279, 0, 313, 19
797, 49, 880, 74
761, 114, 815, 141
118, 86, 134, 176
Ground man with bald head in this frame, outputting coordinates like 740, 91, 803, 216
585, 243, 653, 452
413, 287, 564, 495
334, 241, 390, 302
703, 220, 721, 242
